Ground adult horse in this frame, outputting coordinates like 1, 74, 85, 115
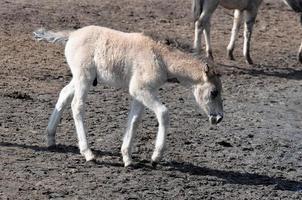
193, 0, 263, 64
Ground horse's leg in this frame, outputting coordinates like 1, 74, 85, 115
243, 9, 258, 65
71, 73, 95, 161
203, 16, 213, 60
298, 40, 302, 63
193, 0, 204, 54
227, 9, 242, 61
194, 17, 204, 54
194, 0, 219, 57
121, 99, 145, 167
298, 14, 302, 63
132, 89, 169, 165
46, 80, 75, 147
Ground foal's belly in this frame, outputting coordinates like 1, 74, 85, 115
96, 63, 131, 89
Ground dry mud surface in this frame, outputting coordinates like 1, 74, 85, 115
0, 0, 302, 199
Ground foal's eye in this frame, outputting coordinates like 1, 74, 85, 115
210, 90, 218, 99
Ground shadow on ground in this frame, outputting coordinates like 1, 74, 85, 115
2, 141, 301, 192
220, 63, 302, 80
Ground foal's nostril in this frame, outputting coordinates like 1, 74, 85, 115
216, 115, 223, 124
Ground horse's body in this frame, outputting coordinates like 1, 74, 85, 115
33, 26, 223, 167
283, 0, 302, 63
192, 0, 263, 64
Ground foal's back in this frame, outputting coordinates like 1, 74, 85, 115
65, 26, 162, 88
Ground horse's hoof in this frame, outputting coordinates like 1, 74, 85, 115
245, 56, 254, 65
227, 51, 235, 61
207, 51, 214, 61
47, 141, 56, 148
193, 50, 202, 57
47, 145, 57, 151
247, 60, 254, 65
298, 53, 302, 63
151, 161, 158, 168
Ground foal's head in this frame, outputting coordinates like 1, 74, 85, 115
193, 64, 223, 125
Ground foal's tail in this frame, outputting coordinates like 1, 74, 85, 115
192, 0, 203, 21
33, 28, 73, 45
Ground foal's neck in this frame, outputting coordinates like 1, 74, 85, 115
158, 45, 206, 87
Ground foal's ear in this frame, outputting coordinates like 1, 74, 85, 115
203, 63, 210, 73
202, 64, 211, 81
203, 63, 221, 78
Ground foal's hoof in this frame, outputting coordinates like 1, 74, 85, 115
85, 159, 97, 165
123, 159, 133, 168
81, 149, 96, 162
46, 135, 56, 147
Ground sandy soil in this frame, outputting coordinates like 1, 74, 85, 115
0, 0, 302, 199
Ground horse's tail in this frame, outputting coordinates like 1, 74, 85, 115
192, 0, 203, 21
33, 28, 73, 45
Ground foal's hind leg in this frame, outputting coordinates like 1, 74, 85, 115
46, 80, 75, 147
131, 89, 169, 166
121, 99, 144, 167
243, 9, 258, 65
71, 74, 95, 161
227, 9, 242, 61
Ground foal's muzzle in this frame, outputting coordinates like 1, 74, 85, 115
209, 114, 223, 125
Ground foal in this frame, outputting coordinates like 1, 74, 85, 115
193, 0, 263, 64
34, 26, 223, 167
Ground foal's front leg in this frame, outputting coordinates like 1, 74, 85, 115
121, 100, 144, 167
134, 90, 169, 166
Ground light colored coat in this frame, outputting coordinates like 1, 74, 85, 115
34, 26, 223, 167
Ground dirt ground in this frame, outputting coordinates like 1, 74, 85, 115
0, 0, 302, 199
